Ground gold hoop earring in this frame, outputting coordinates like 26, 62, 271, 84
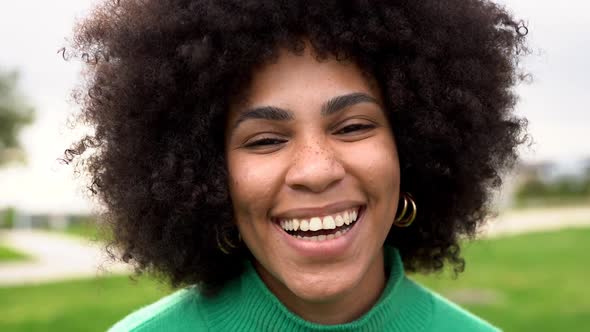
215, 225, 240, 255
393, 192, 417, 227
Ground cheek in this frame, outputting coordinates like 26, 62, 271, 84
348, 136, 400, 196
227, 154, 281, 217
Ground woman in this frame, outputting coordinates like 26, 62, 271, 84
64, 0, 529, 331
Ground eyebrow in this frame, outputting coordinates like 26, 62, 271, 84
232, 92, 380, 130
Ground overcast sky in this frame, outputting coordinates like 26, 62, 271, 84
0, 0, 589, 214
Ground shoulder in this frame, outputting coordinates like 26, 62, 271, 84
107, 287, 208, 332
404, 277, 501, 332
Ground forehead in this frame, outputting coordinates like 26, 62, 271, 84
232, 46, 381, 112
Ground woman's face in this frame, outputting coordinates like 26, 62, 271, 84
224, 46, 400, 307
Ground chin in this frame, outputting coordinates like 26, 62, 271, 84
284, 266, 363, 303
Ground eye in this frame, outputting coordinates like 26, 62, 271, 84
335, 123, 375, 135
243, 123, 376, 148
244, 137, 287, 148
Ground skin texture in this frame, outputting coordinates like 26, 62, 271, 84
63, 0, 529, 297
224, 45, 399, 324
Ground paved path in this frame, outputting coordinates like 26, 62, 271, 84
0, 205, 589, 286
481, 205, 590, 237
0, 230, 130, 286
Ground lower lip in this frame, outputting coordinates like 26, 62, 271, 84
273, 206, 366, 258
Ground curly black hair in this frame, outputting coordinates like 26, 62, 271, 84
63, 0, 529, 294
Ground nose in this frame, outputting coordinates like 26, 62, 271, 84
284, 135, 345, 193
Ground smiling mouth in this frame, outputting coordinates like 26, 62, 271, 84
275, 205, 365, 242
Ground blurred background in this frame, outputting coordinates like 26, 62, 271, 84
0, 0, 589, 331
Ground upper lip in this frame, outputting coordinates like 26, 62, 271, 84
272, 201, 365, 221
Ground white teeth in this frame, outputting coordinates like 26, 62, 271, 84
278, 206, 361, 232
322, 216, 336, 230
343, 211, 351, 225
300, 219, 309, 231
309, 217, 322, 231
297, 227, 351, 241
335, 215, 344, 227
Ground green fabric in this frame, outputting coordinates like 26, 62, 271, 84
109, 246, 500, 331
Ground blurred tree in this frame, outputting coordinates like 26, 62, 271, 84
515, 172, 590, 207
515, 178, 548, 200
0, 69, 34, 167
583, 159, 590, 195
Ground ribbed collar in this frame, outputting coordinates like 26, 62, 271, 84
200, 246, 433, 331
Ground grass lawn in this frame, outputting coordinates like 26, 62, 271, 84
513, 197, 590, 210
411, 227, 590, 332
1, 227, 588, 332
62, 222, 105, 240
56, 221, 113, 242
0, 276, 171, 332
0, 244, 30, 262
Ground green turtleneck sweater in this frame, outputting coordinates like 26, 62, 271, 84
109, 246, 499, 331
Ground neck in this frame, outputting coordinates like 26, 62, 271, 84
255, 250, 387, 325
